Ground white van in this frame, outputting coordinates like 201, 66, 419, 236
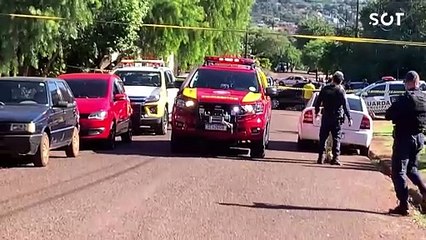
357, 80, 426, 118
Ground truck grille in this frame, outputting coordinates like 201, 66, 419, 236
131, 104, 146, 117
198, 103, 236, 125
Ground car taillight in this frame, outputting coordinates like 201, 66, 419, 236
360, 115, 370, 129
303, 110, 313, 124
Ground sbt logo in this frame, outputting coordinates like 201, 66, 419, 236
369, 12, 404, 26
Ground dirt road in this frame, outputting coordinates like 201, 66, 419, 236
0, 110, 424, 240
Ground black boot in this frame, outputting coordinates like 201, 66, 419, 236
317, 154, 325, 164
389, 205, 409, 216
330, 158, 342, 165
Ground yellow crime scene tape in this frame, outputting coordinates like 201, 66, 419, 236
1, 13, 426, 47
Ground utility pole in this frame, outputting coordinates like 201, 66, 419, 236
244, 29, 248, 58
355, 0, 360, 37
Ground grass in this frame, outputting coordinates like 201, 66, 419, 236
373, 121, 393, 136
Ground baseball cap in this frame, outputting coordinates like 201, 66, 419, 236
405, 70, 419, 83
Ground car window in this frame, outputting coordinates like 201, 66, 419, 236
165, 71, 173, 84
115, 70, 161, 87
65, 79, 108, 98
56, 81, 74, 103
312, 95, 363, 112
189, 68, 259, 92
0, 80, 48, 105
389, 84, 406, 94
48, 81, 61, 105
365, 84, 386, 97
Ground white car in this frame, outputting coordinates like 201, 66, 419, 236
297, 92, 373, 156
356, 80, 426, 118
277, 75, 306, 86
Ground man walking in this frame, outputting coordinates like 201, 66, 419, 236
303, 80, 316, 107
385, 70, 426, 216
314, 71, 352, 165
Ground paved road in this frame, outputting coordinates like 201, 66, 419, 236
0, 110, 425, 240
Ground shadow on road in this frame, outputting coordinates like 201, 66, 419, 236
302, 162, 379, 173
217, 202, 388, 216
267, 140, 298, 152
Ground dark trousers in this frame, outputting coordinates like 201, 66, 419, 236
391, 133, 426, 209
318, 117, 342, 159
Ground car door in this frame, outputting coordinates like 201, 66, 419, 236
165, 70, 179, 116
362, 83, 387, 115
47, 81, 67, 148
56, 80, 77, 144
112, 78, 128, 135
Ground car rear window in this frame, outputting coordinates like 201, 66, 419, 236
115, 71, 161, 87
312, 96, 363, 112
65, 79, 108, 98
189, 68, 259, 92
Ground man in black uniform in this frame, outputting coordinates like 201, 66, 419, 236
314, 71, 352, 165
385, 70, 426, 216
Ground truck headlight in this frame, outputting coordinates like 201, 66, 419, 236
176, 99, 195, 108
146, 94, 160, 103
10, 123, 36, 133
88, 110, 108, 120
242, 102, 264, 114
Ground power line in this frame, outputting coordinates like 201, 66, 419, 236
1, 12, 426, 47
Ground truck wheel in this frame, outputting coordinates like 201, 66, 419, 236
104, 124, 116, 150
121, 122, 133, 143
360, 146, 370, 157
65, 127, 80, 157
297, 136, 310, 151
250, 128, 267, 158
170, 132, 184, 153
155, 108, 168, 135
33, 132, 50, 167
265, 123, 270, 149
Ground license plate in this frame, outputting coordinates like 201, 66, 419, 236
205, 124, 227, 131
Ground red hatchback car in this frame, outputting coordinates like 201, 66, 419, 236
59, 73, 133, 149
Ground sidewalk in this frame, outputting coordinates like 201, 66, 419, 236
370, 120, 426, 212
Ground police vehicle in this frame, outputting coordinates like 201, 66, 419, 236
356, 80, 426, 118
112, 59, 180, 135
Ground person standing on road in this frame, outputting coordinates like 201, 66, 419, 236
314, 71, 352, 165
385, 70, 426, 216
303, 80, 316, 106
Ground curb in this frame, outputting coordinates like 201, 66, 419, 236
368, 149, 426, 213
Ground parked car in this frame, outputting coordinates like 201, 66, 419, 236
0, 77, 80, 167
272, 82, 321, 109
171, 56, 277, 158
355, 80, 426, 118
59, 73, 133, 149
277, 75, 306, 86
345, 81, 369, 92
297, 92, 373, 156
112, 60, 180, 135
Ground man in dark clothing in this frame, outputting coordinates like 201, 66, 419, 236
385, 70, 426, 216
314, 71, 352, 165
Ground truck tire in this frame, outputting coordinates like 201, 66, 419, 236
65, 127, 80, 157
250, 128, 267, 158
170, 132, 185, 153
155, 108, 168, 135
33, 132, 50, 167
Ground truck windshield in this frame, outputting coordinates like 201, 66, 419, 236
0, 81, 48, 105
115, 71, 161, 87
190, 69, 259, 92
65, 79, 108, 98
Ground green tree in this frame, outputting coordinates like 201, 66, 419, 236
0, 1, 99, 76
296, 16, 335, 48
301, 39, 328, 71
65, 0, 151, 72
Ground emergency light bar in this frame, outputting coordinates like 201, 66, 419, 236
118, 59, 165, 67
204, 56, 255, 66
